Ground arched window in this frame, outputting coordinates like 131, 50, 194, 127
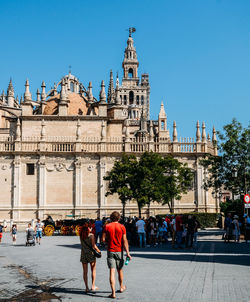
129, 91, 134, 105
124, 95, 127, 105
70, 82, 74, 92
128, 68, 133, 78
161, 121, 165, 130
141, 95, 144, 105
136, 95, 140, 105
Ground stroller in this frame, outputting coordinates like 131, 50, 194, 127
26, 228, 36, 246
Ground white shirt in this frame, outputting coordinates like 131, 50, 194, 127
36, 222, 44, 231
170, 219, 176, 231
136, 220, 145, 233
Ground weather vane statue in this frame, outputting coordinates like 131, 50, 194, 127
128, 27, 136, 37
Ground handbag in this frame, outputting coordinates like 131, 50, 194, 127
83, 239, 102, 258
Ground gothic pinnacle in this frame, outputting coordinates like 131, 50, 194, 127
88, 82, 93, 102
60, 79, 68, 102
107, 70, 115, 103
116, 72, 119, 88
99, 80, 106, 103
24, 79, 32, 101
212, 126, 217, 142
36, 89, 41, 102
173, 120, 178, 142
202, 121, 207, 143
7, 78, 14, 96
41, 81, 46, 101
196, 121, 201, 142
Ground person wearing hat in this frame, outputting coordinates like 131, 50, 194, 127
232, 215, 240, 243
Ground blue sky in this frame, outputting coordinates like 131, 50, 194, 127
0, 0, 249, 139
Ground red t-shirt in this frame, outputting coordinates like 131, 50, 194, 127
103, 222, 126, 252
175, 216, 183, 232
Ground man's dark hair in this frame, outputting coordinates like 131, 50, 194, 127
110, 211, 120, 222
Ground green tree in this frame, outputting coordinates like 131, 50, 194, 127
104, 154, 136, 218
201, 119, 250, 200
104, 152, 193, 217
135, 152, 165, 217
159, 156, 194, 212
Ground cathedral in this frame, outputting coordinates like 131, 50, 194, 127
0, 31, 218, 225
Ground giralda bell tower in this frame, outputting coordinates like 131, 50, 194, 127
118, 28, 150, 120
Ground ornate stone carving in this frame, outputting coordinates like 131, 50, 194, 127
100, 162, 106, 169
122, 109, 128, 116
1, 164, 7, 170
55, 163, 65, 172
87, 164, 94, 171
45, 162, 74, 172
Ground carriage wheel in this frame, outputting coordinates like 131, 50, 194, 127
44, 225, 55, 236
60, 226, 69, 235
75, 225, 82, 236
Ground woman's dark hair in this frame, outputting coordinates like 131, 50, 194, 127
80, 223, 91, 240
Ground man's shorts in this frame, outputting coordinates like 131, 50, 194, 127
107, 252, 124, 269
36, 230, 42, 238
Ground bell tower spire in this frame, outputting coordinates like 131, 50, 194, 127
122, 28, 139, 82
117, 29, 150, 121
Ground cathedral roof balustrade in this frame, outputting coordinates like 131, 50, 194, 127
0, 135, 216, 155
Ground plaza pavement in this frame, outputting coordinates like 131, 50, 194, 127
0, 229, 250, 302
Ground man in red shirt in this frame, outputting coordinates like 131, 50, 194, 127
102, 211, 132, 299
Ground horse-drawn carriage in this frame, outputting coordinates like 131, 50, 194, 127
42, 216, 87, 236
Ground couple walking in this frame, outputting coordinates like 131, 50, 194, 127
80, 211, 132, 299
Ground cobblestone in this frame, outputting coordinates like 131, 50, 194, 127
0, 229, 249, 302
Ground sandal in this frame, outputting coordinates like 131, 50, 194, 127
108, 294, 116, 299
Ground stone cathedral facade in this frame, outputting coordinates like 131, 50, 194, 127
0, 33, 218, 224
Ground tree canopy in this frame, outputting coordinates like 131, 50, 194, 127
201, 119, 250, 199
104, 152, 193, 217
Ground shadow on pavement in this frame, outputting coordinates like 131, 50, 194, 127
26, 285, 113, 299
131, 251, 250, 266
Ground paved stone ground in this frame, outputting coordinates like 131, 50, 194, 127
0, 229, 250, 302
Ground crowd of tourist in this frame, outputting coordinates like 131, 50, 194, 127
1, 212, 250, 247
223, 213, 250, 243
89, 214, 200, 249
